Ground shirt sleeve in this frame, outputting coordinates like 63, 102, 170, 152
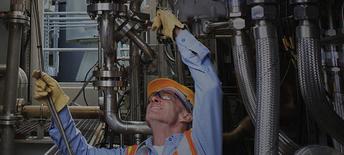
49, 106, 126, 155
175, 30, 223, 155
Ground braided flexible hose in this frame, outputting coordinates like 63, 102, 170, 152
297, 23, 344, 144
232, 31, 299, 154
253, 22, 280, 155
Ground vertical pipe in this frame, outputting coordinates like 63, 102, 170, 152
129, 42, 141, 121
100, 12, 115, 70
325, 4, 344, 152
1, 1, 26, 155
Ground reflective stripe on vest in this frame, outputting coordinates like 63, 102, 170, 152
126, 144, 138, 155
125, 130, 196, 155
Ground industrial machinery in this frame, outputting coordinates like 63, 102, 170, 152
0, 0, 344, 154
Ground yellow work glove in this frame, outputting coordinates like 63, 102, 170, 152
151, 9, 185, 39
32, 70, 69, 112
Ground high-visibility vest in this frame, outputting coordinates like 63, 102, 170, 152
125, 130, 196, 155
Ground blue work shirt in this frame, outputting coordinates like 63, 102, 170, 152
49, 30, 223, 155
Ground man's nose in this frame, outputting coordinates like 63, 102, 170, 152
150, 95, 161, 103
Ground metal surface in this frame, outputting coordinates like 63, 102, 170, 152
170, 0, 227, 22
86, 0, 151, 134
293, 1, 344, 144
126, 30, 154, 62
21, 105, 102, 119
249, 1, 280, 154
0, 0, 26, 154
104, 89, 151, 134
47, 97, 74, 155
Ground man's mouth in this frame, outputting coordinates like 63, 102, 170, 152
150, 106, 161, 112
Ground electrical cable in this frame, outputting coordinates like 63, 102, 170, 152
70, 62, 98, 106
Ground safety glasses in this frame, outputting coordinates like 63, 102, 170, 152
149, 89, 193, 113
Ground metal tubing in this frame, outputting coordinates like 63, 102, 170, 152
129, 42, 142, 121
43, 48, 99, 51
100, 12, 116, 69
44, 12, 88, 15
126, 30, 154, 62
253, 20, 280, 155
47, 97, 74, 155
293, 1, 344, 143
21, 106, 102, 119
1, 15, 23, 155
232, 30, 299, 154
104, 88, 151, 134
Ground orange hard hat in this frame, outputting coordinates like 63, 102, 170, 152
147, 78, 195, 107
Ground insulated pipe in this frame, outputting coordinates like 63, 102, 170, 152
104, 89, 151, 134
247, 1, 280, 154
295, 14, 344, 144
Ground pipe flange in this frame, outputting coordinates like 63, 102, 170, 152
0, 115, 18, 125
93, 70, 125, 78
94, 80, 126, 87
5, 11, 29, 25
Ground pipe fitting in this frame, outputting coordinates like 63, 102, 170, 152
289, 0, 318, 5
251, 5, 277, 20
247, 0, 276, 5
294, 5, 318, 20
229, 18, 246, 30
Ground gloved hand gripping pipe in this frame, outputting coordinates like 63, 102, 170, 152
292, 0, 344, 144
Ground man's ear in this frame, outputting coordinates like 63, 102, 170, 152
179, 111, 193, 123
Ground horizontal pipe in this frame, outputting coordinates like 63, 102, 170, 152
21, 106, 102, 119
44, 24, 97, 28
44, 12, 88, 15
43, 48, 98, 51
44, 17, 91, 21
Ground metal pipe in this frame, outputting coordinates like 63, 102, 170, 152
100, 12, 116, 70
21, 106, 102, 119
129, 42, 142, 121
44, 17, 91, 21
0, 1, 25, 154
104, 88, 151, 134
48, 97, 74, 155
126, 30, 155, 62
44, 12, 88, 15
292, 0, 344, 144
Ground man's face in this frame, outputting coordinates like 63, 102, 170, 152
145, 90, 189, 126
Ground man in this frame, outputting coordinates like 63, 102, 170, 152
34, 10, 222, 155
